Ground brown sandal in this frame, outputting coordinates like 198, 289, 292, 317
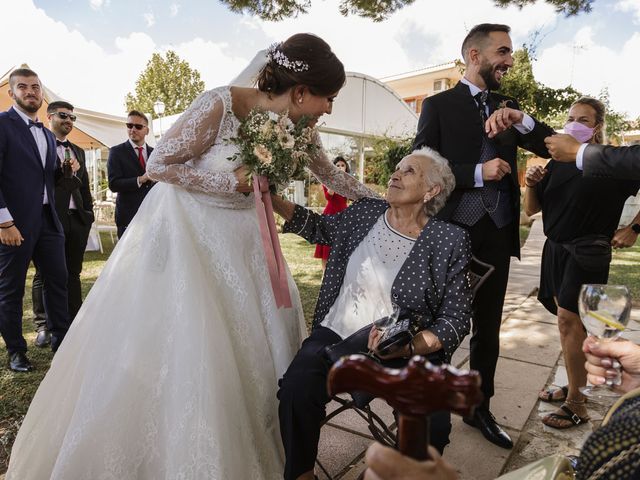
538, 385, 568, 403
542, 403, 590, 430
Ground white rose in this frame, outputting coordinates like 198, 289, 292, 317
268, 111, 279, 122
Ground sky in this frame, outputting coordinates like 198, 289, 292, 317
2, 0, 640, 119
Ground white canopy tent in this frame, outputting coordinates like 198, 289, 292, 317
153, 72, 418, 180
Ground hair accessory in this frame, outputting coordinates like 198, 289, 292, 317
267, 43, 310, 73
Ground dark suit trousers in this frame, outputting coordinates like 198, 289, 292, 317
0, 205, 69, 354
278, 327, 452, 480
32, 210, 91, 326
460, 214, 512, 406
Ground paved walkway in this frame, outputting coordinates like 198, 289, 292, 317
317, 215, 640, 479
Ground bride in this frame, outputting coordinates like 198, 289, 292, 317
6, 33, 375, 479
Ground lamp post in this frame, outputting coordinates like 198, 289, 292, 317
153, 100, 166, 137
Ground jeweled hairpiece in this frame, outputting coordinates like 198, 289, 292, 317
267, 43, 310, 73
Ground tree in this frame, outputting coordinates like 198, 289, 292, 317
494, 0, 592, 16
498, 47, 581, 126
365, 137, 413, 186
598, 87, 632, 144
125, 51, 205, 117
219, 0, 591, 21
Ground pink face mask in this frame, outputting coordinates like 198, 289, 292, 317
564, 121, 595, 143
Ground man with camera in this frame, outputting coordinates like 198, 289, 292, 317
31, 101, 93, 347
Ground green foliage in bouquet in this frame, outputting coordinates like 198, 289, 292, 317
228, 108, 318, 190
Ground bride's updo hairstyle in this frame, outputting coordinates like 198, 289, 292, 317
257, 33, 345, 97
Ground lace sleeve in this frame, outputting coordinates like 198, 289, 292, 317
307, 134, 380, 200
146, 90, 238, 194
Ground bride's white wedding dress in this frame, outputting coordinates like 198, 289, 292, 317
6, 87, 374, 480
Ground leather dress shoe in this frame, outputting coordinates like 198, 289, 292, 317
463, 408, 513, 449
8, 352, 34, 373
35, 329, 51, 347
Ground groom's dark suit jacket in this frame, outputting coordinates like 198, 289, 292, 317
413, 81, 554, 258
107, 141, 155, 235
583, 144, 640, 180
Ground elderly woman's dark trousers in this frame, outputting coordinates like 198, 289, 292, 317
278, 326, 452, 480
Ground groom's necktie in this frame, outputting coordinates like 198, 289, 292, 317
476, 90, 489, 122
452, 91, 512, 228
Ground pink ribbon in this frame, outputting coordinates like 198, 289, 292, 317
253, 175, 292, 309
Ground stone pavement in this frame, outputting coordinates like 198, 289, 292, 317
316, 215, 640, 480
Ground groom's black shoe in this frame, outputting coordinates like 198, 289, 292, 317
35, 329, 51, 348
8, 352, 34, 373
463, 408, 513, 449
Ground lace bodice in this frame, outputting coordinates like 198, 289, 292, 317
147, 87, 378, 208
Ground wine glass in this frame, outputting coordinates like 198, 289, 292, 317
373, 301, 400, 334
578, 284, 632, 399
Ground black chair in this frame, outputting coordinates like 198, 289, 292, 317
315, 255, 495, 480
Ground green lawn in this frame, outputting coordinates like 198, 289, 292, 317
609, 242, 640, 304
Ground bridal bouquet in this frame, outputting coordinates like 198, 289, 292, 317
228, 108, 318, 189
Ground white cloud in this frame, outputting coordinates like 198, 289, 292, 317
0, 1, 240, 116
170, 38, 253, 89
170, 3, 180, 17
251, 0, 558, 79
143, 12, 155, 27
615, 0, 640, 23
89, 0, 109, 11
534, 26, 640, 118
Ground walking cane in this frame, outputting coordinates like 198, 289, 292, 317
327, 354, 483, 460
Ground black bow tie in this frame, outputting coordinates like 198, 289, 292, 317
29, 120, 44, 129
56, 139, 70, 148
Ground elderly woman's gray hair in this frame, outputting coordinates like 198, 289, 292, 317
410, 147, 455, 217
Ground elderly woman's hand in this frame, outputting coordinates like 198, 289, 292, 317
525, 165, 546, 188
367, 326, 411, 360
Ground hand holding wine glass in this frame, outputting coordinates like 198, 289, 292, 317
368, 302, 400, 356
583, 336, 640, 394
579, 284, 632, 399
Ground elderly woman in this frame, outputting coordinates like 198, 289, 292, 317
272, 147, 473, 480
525, 97, 640, 429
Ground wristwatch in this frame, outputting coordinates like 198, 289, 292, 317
632, 223, 640, 234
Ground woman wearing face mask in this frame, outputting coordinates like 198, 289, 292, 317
524, 97, 640, 429
314, 156, 351, 271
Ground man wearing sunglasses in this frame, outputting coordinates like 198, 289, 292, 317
0, 69, 71, 372
107, 110, 155, 238
31, 101, 94, 348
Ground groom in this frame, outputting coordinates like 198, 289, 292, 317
0, 68, 70, 371
412, 23, 553, 448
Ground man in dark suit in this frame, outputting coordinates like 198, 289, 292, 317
107, 110, 155, 238
31, 101, 94, 347
413, 23, 553, 448
545, 133, 640, 180
0, 68, 70, 371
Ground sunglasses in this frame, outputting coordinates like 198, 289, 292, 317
126, 123, 146, 130
53, 112, 77, 122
